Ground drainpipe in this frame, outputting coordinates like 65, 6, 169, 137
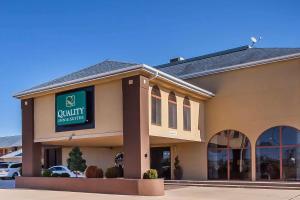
149, 70, 159, 81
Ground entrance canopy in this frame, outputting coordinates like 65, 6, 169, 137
43, 134, 196, 147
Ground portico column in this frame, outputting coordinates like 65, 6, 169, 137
21, 98, 42, 177
122, 75, 150, 179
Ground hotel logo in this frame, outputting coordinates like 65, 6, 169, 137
66, 95, 75, 107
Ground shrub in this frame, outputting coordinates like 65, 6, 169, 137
105, 166, 123, 178
85, 166, 104, 178
174, 156, 183, 180
143, 169, 158, 179
42, 169, 52, 177
85, 166, 98, 178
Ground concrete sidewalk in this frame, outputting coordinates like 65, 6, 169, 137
0, 186, 300, 200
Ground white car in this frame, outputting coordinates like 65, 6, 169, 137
48, 165, 84, 177
0, 162, 22, 179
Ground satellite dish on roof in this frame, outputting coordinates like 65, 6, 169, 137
249, 36, 262, 48
251, 37, 257, 43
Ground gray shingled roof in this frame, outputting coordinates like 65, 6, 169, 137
155, 46, 300, 79
15, 60, 215, 98
15, 46, 300, 97
21, 60, 138, 93
0, 135, 22, 148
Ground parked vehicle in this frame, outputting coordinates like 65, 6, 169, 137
0, 162, 22, 179
48, 165, 84, 177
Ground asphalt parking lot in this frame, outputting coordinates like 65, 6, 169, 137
0, 184, 300, 200
0, 180, 15, 189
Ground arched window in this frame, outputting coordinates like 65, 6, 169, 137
198, 103, 201, 131
256, 126, 300, 180
183, 97, 191, 131
208, 130, 251, 180
151, 85, 161, 125
168, 92, 177, 129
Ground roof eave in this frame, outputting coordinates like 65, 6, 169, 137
179, 52, 300, 79
141, 64, 214, 98
14, 64, 214, 99
13, 64, 146, 99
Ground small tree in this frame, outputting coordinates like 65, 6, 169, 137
67, 147, 87, 175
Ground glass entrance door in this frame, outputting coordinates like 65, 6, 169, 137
230, 148, 251, 180
44, 148, 62, 169
150, 147, 171, 179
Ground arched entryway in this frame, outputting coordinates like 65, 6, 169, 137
207, 130, 251, 180
256, 126, 300, 180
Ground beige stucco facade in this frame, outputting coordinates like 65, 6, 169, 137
168, 142, 206, 180
62, 147, 122, 173
34, 80, 123, 143
184, 58, 300, 180
144, 57, 300, 181
34, 77, 205, 144
149, 84, 205, 142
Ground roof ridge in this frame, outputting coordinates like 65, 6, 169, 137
70, 60, 137, 72
253, 47, 300, 49
102, 59, 138, 64
20, 60, 138, 93
58, 60, 139, 77
63, 60, 136, 75
156, 45, 250, 69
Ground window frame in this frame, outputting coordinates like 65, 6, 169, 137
168, 92, 177, 129
151, 85, 162, 126
256, 126, 300, 180
207, 130, 251, 180
183, 96, 191, 131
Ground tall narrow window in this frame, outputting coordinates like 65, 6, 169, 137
183, 97, 191, 131
168, 92, 177, 129
198, 104, 201, 131
151, 85, 161, 125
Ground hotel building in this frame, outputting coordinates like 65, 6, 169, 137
14, 46, 300, 185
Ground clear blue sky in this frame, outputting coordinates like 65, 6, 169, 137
0, 0, 299, 136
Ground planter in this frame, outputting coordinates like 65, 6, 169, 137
16, 177, 164, 196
